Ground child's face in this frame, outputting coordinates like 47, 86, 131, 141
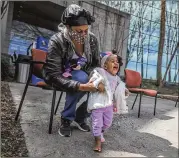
104, 55, 119, 76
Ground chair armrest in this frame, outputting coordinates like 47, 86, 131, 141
15, 55, 46, 65
15, 54, 32, 64
31, 61, 46, 64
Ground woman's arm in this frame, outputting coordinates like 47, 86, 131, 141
43, 35, 81, 92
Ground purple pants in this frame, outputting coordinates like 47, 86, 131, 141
91, 106, 113, 136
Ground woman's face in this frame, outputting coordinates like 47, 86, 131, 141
104, 55, 119, 76
71, 25, 88, 35
68, 25, 88, 44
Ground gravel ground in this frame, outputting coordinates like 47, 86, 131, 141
9, 82, 178, 157
1, 81, 178, 157
1, 82, 28, 157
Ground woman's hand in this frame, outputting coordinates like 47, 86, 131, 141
97, 82, 105, 93
78, 81, 105, 92
78, 82, 97, 92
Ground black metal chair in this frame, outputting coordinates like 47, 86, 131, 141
14, 49, 63, 134
174, 97, 179, 107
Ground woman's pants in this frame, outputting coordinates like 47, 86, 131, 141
61, 70, 89, 123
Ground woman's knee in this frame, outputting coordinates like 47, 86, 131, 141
71, 70, 88, 83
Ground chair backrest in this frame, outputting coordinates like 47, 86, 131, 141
31, 49, 47, 78
124, 69, 142, 88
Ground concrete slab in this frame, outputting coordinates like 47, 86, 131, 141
9, 82, 178, 157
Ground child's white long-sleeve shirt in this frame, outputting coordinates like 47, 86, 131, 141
87, 67, 128, 114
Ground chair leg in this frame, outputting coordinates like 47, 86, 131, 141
138, 92, 142, 118
131, 93, 138, 110
49, 89, 56, 134
86, 92, 89, 102
15, 65, 32, 121
153, 94, 158, 116
175, 98, 178, 107
54, 92, 63, 115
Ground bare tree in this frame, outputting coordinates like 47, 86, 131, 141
156, 0, 166, 87
162, 2, 178, 83
101, 0, 178, 83
162, 42, 179, 84
173, 68, 179, 83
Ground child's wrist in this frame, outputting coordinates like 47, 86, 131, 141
113, 106, 117, 112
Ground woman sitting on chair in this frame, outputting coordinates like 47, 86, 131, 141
43, 4, 104, 137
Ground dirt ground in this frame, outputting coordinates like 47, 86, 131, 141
1, 82, 28, 157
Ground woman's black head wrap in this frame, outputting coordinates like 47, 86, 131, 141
61, 4, 95, 26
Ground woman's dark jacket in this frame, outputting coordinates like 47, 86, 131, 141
43, 24, 100, 92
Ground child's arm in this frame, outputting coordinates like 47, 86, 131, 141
89, 70, 103, 89
89, 71, 97, 82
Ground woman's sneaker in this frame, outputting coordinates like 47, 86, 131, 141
58, 117, 72, 137
73, 121, 90, 132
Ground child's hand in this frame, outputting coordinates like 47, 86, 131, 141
62, 72, 72, 78
73, 65, 81, 70
113, 107, 117, 112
